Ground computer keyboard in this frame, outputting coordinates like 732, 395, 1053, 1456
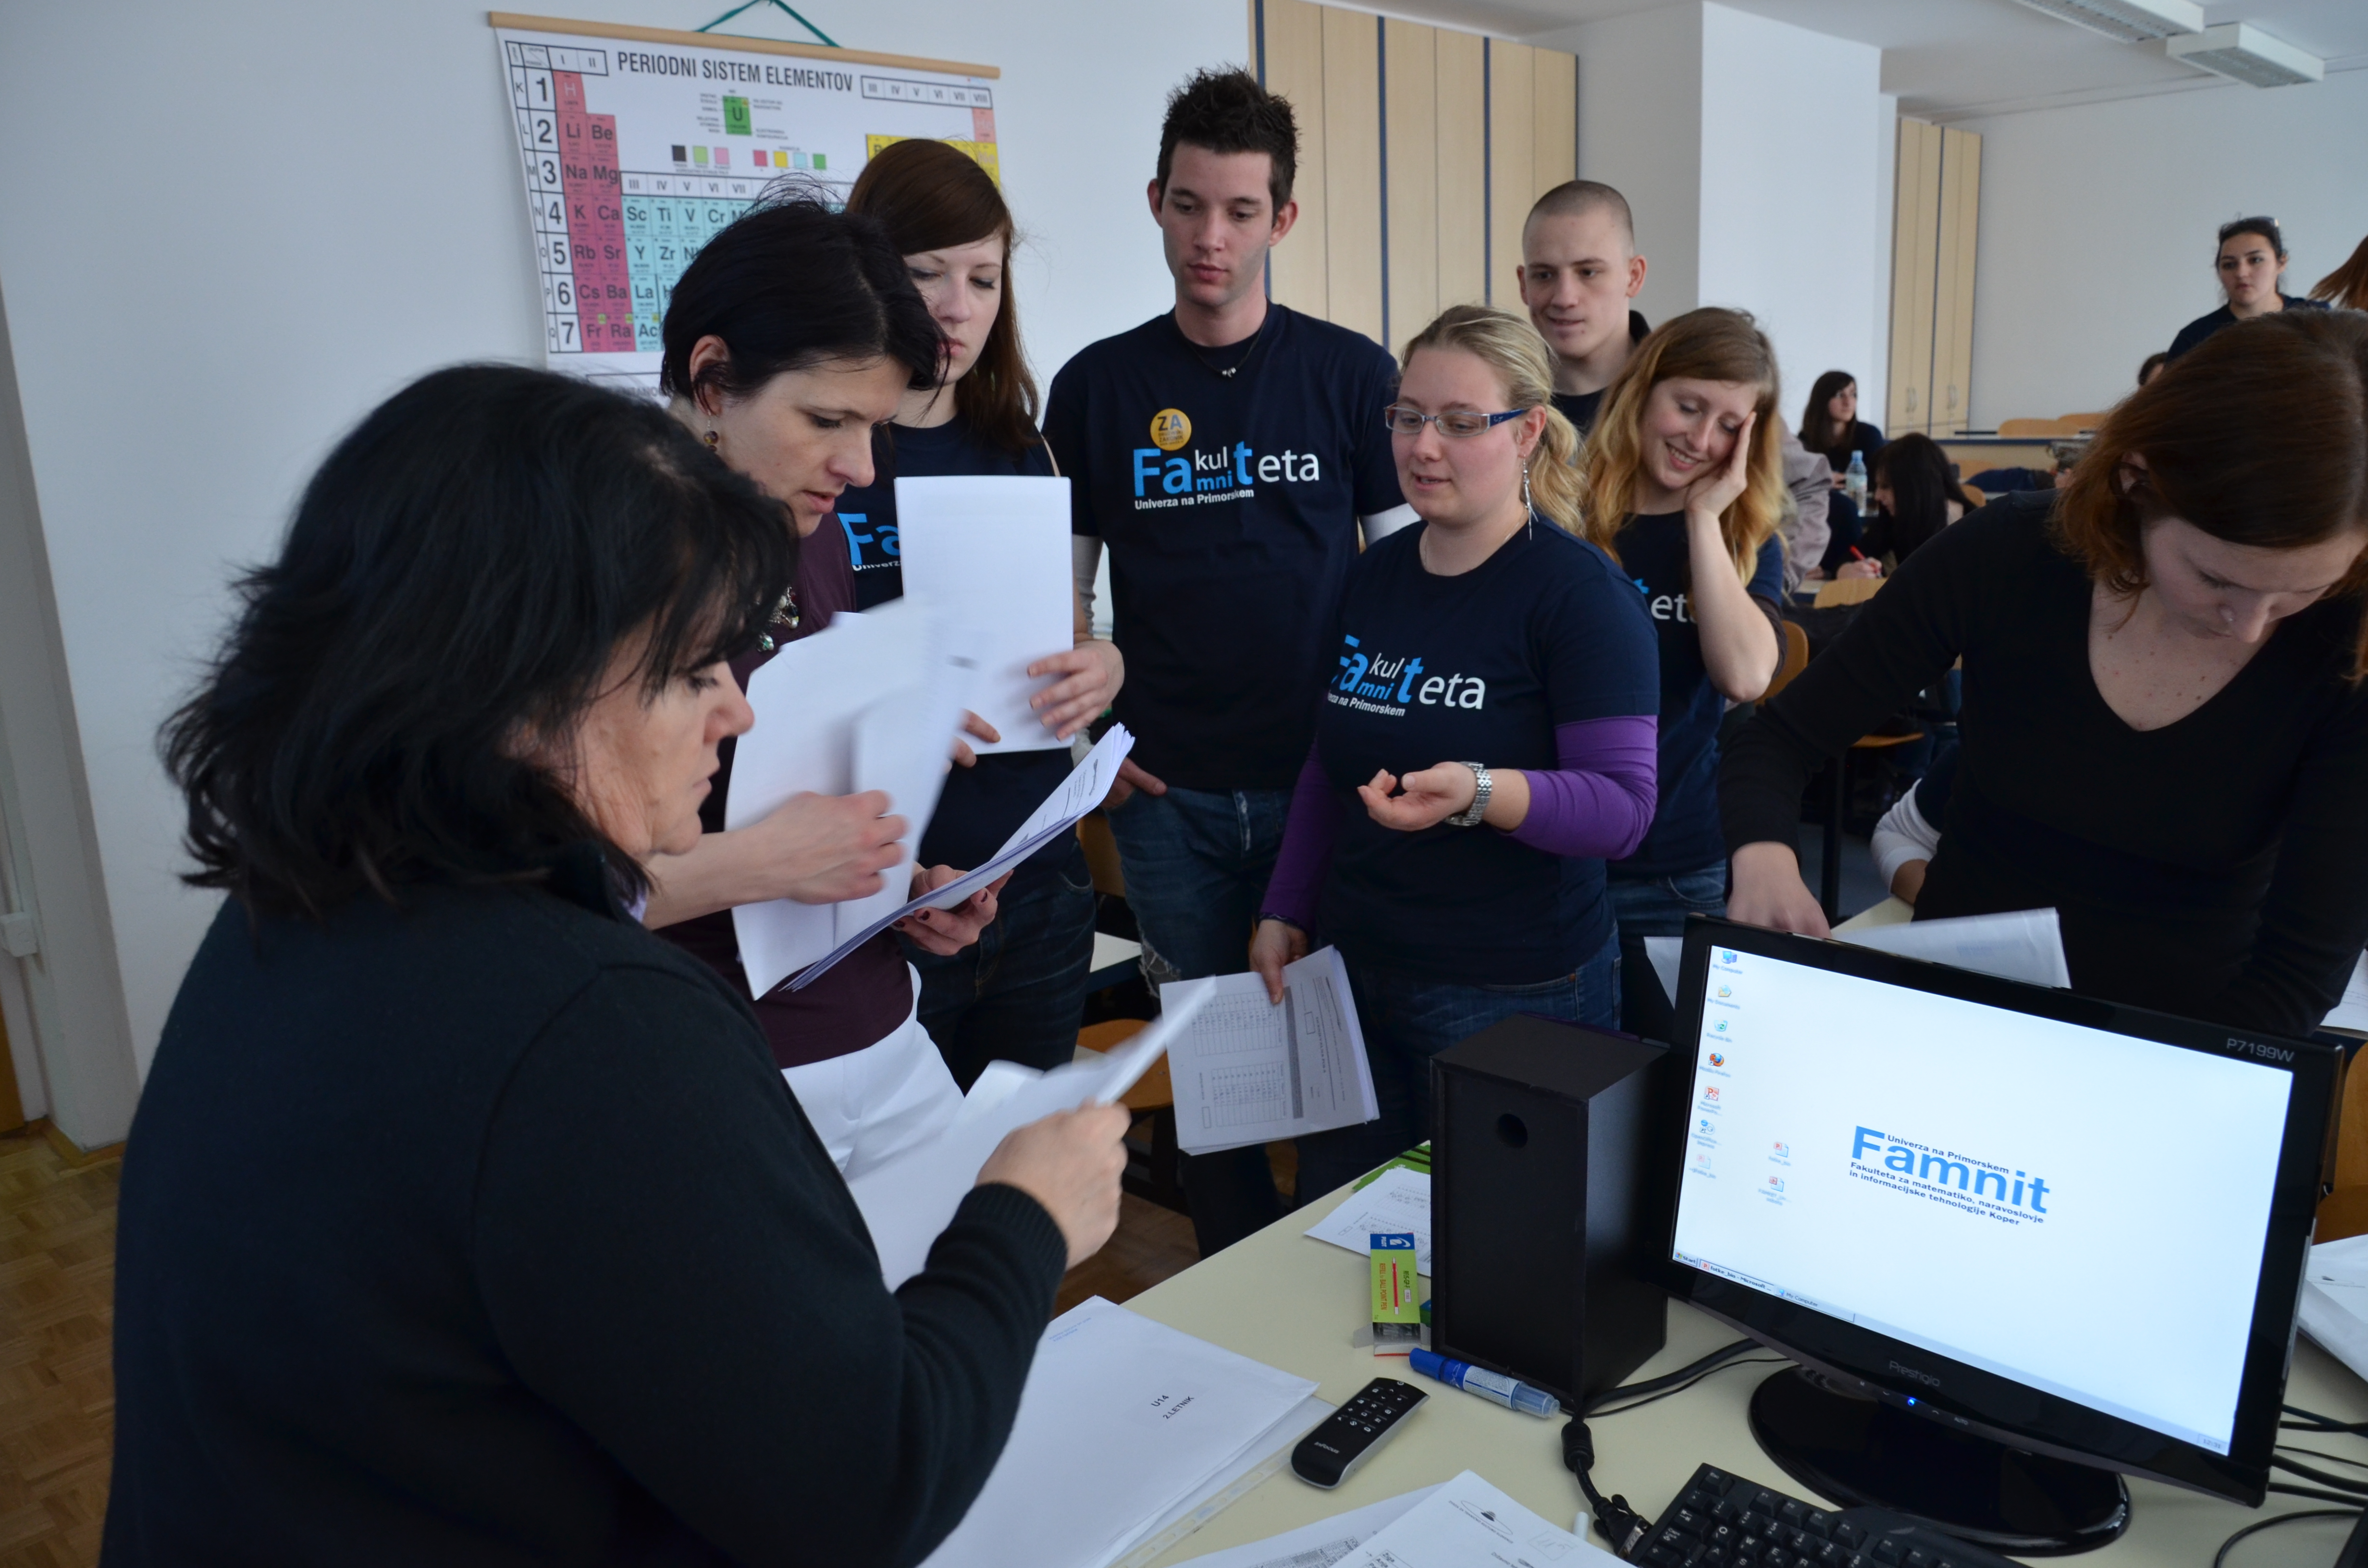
1631, 1464, 2021, 1568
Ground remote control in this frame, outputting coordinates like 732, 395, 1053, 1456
1291, 1377, 1428, 1488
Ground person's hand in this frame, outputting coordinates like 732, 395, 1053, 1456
976, 1102, 1134, 1269
1357, 763, 1475, 833
1727, 841, 1830, 937
951, 710, 1001, 769
1838, 557, 1883, 580
1801, 566, 1828, 583
1889, 858, 1928, 906
1685, 410, 1756, 521
1028, 639, 1125, 741
743, 791, 906, 905
893, 865, 1012, 955
1104, 756, 1168, 810
1248, 919, 1308, 1004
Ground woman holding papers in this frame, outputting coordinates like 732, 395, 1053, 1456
1724, 310, 2368, 1039
842, 138, 1125, 1087
637, 195, 1004, 1176
1252, 306, 1661, 1199
109, 364, 1131, 1560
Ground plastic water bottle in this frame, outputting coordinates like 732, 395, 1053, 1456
1844, 451, 1868, 511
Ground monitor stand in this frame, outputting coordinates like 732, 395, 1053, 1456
1748, 1368, 2131, 1556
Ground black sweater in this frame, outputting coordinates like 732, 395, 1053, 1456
104, 850, 1066, 1566
1722, 493, 2368, 1038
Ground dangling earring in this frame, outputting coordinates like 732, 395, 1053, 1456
1522, 464, 1534, 536
703, 428, 720, 451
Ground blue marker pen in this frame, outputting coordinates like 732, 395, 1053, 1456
1409, 1348, 1561, 1417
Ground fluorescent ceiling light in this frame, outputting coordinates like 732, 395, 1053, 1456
2168, 23, 2325, 87
2004, 0, 2202, 44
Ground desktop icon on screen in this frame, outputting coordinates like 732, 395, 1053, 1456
1717, 985, 1732, 998
1703, 1086, 1721, 1102
1708, 1052, 1725, 1067
1720, 949, 1738, 964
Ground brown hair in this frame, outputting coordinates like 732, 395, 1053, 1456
1577, 308, 1787, 581
2312, 232, 2368, 312
2053, 309, 2368, 675
1398, 306, 1585, 533
1158, 68, 1298, 213
844, 138, 1040, 453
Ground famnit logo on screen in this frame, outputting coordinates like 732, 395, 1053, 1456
1850, 1127, 2051, 1221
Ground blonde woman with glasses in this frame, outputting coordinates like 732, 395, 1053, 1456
1251, 305, 1660, 1199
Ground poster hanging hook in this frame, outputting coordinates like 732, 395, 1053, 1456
696, 0, 838, 49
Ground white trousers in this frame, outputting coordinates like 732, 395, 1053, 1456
779, 966, 962, 1181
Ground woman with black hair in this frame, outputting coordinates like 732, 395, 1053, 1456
1836, 432, 1972, 578
107, 363, 1130, 1560
840, 138, 1124, 1087
2168, 216, 2329, 361
638, 195, 1097, 1173
1798, 368, 1885, 478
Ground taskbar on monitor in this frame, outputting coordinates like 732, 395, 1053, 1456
1670, 1249, 2237, 1457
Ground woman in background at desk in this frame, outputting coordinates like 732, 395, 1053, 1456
840, 137, 1122, 1088
1836, 433, 1974, 579
2167, 216, 2328, 362
1570, 307, 1787, 1042
1723, 311, 2368, 1039
1251, 305, 1659, 1197
1798, 368, 1886, 482
107, 365, 1129, 1560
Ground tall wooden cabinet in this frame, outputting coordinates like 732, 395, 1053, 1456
1887, 119, 1981, 437
1254, 0, 1576, 352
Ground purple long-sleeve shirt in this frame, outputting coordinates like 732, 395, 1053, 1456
1258, 715, 1660, 930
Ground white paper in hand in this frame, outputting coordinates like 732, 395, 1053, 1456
897, 474, 1074, 754
1160, 946, 1379, 1154
1644, 909, 2072, 1007
846, 983, 1209, 1288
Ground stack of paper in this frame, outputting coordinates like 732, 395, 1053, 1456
1644, 908, 2072, 1007
1177, 1473, 1611, 1568
921, 1298, 1327, 1568
1169, 1485, 1442, 1568
897, 474, 1076, 755
2298, 1232, 2368, 1383
2321, 953, 2368, 1036
788, 726, 1135, 989
1160, 947, 1381, 1154
1304, 1166, 1433, 1275
847, 980, 1209, 1288
725, 596, 979, 996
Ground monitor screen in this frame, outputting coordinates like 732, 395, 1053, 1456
1669, 937, 2300, 1463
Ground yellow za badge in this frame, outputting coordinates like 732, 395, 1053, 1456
1150, 408, 1192, 452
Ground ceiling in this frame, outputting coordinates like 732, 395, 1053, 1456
1355, 0, 2368, 120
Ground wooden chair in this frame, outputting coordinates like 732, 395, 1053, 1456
1995, 417, 2061, 439
1075, 1017, 1188, 1214
1765, 620, 1810, 703
1813, 576, 1884, 609
1077, 812, 1126, 898
2319, 1052, 2368, 1241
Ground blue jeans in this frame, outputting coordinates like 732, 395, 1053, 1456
1608, 866, 1729, 1044
1294, 932, 1621, 1204
905, 836, 1098, 1090
1106, 784, 1293, 1254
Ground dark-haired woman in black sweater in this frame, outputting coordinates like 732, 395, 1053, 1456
1724, 312, 2368, 1038
106, 365, 1129, 1558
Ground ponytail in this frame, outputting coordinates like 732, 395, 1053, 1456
1399, 304, 1585, 533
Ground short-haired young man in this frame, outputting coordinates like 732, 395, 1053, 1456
1517, 180, 1650, 438
1047, 69, 1412, 1254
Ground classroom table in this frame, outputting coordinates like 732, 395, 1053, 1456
1131, 1179, 2368, 1567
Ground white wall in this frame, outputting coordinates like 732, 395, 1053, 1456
0, 0, 1246, 1131
1697, 4, 1882, 432
1959, 70, 2368, 427
1561, 4, 1704, 325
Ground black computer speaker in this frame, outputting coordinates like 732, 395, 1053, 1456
1430, 1014, 1680, 1406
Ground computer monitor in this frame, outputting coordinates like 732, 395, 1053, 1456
1661, 918, 2338, 1553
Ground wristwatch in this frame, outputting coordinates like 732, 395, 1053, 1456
1445, 762, 1492, 828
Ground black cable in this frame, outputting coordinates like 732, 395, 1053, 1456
2212, 1507, 2356, 1568
1589, 1359, 1788, 1419
1583, 1338, 1761, 1415
1562, 1417, 1649, 1560
2268, 1482, 2368, 1506
2283, 1402, 2368, 1434
2282, 1444, 2368, 1472
2270, 1455, 2368, 1495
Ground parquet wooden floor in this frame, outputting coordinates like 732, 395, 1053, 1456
0, 1127, 118, 1568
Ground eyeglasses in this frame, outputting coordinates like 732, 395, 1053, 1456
1382, 404, 1529, 439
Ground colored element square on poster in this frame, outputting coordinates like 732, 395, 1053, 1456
863, 135, 996, 184
670, 144, 687, 161
691, 145, 708, 165
723, 96, 752, 135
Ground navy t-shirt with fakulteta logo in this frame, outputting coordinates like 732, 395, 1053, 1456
1612, 513, 1786, 879
1045, 306, 1405, 790
1315, 520, 1659, 983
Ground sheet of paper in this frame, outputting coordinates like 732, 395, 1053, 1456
896, 474, 1075, 754
847, 983, 1209, 1288
1113, 1394, 1336, 1568
918, 1297, 1322, 1568
1168, 1485, 1442, 1568
1644, 908, 2072, 1009
2298, 1234, 2368, 1385
831, 602, 982, 940
1303, 1166, 1433, 1275
1336, 1470, 1611, 1568
787, 727, 1135, 989
2321, 952, 2368, 1035
1160, 947, 1380, 1154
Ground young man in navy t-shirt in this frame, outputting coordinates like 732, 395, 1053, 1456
1517, 180, 1650, 439
1046, 69, 1412, 1253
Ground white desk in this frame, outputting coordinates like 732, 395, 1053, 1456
1133, 1181, 2368, 1567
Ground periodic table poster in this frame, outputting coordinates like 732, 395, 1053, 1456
491, 14, 1002, 394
